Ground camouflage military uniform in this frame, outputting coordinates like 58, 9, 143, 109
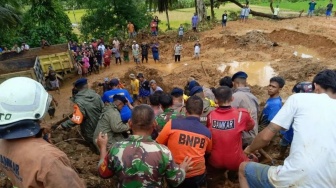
155, 108, 185, 132
98, 135, 186, 188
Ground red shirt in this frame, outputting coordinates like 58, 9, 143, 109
206, 107, 254, 170
150, 21, 157, 32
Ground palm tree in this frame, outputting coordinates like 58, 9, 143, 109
0, 0, 22, 29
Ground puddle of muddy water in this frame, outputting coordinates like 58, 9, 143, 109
293, 45, 321, 60
218, 61, 276, 86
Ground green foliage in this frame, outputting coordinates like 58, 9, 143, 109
80, 0, 152, 41
227, 10, 240, 21
20, 0, 76, 47
170, 0, 195, 9
314, 6, 326, 15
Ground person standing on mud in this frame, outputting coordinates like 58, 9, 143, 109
308, 0, 317, 17
174, 41, 183, 62
231, 71, 259, 147
141, 41, 150, 63
151, 41, 160, 63
57, 78, 104, 149
222, 10, 228, 28
129, 73, 140, 102
156, 96, 212, 188
93, 95, 130, 151
138, 73, 151, 104
97, 105, 192, 187
0, 77, 85, 187
194, 40, 201, 60
326, 0, 333, 19
178, 24, 184, 40
239, 69, 336, 188
192, 13, 199, 32
244, 5, 251, 22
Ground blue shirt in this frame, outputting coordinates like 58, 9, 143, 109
259, 97, 282, 126
309, 2, 316, 10
261, 96, 282, 123
102, 89, 133, 122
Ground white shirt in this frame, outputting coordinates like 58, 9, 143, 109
98, 44, 105, 52
269, 93, 336, 187
274, 8, 280, 15
113, 40, 120, 49
194, 45, 200, 53
132, 44, 139, 51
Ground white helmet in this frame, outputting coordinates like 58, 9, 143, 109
0, 77, 51, 125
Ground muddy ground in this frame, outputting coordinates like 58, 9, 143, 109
1, 17, 336, 187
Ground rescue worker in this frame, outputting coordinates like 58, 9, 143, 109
189, 86, 215, 125
157, 96, 212, 188
231, 71, 259, 146
93, 95, 130, 151
207, 86, 255, 174
274, 81, 313, 160
59, 78, 104, 148
97, 105, 192, 187
156, 93, 185, 132
101, 78, 134, 122
98, 77, 110, 93
0, 77, 85, 187
170, 87, 186, 113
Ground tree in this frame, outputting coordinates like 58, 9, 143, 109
20, 0, 76, 47
80, 0, 152, 40
146, 0, 178, 30
0, 0, 22, 29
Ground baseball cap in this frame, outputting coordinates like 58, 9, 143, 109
104, 77, 109, 82
113, 95, 128, 104
190, 86, 203, 96
109, 78, 119, 87
129, 74, 135, 79
150, 80, 156, 84
0, 120, 41, 139
171, 87, 184, 97
74, 78, 88, 88
292, 82, 313, 93
232, 71, 248, 81
133, 40, 136, 43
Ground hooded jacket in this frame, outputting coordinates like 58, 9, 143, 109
62, 89, 104, 143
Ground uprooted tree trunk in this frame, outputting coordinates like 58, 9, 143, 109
223, 0, 304, 19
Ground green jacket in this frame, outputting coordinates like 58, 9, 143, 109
93, 104, 129, 149
62, 89, 104, 143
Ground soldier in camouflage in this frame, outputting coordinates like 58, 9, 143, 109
96, 105, 193, 188
156, 93, 185, 132
93, 95, 130, 151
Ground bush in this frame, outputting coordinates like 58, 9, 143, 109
314, 6, 327, 16
228, 10, 240, 21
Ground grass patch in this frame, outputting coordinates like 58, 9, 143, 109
252, 0, 330, 12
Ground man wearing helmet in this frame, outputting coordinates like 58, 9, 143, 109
0, 77, 85, 187
59, 78, 104, 149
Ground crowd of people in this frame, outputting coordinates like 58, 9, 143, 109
1, 67, 336, 187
